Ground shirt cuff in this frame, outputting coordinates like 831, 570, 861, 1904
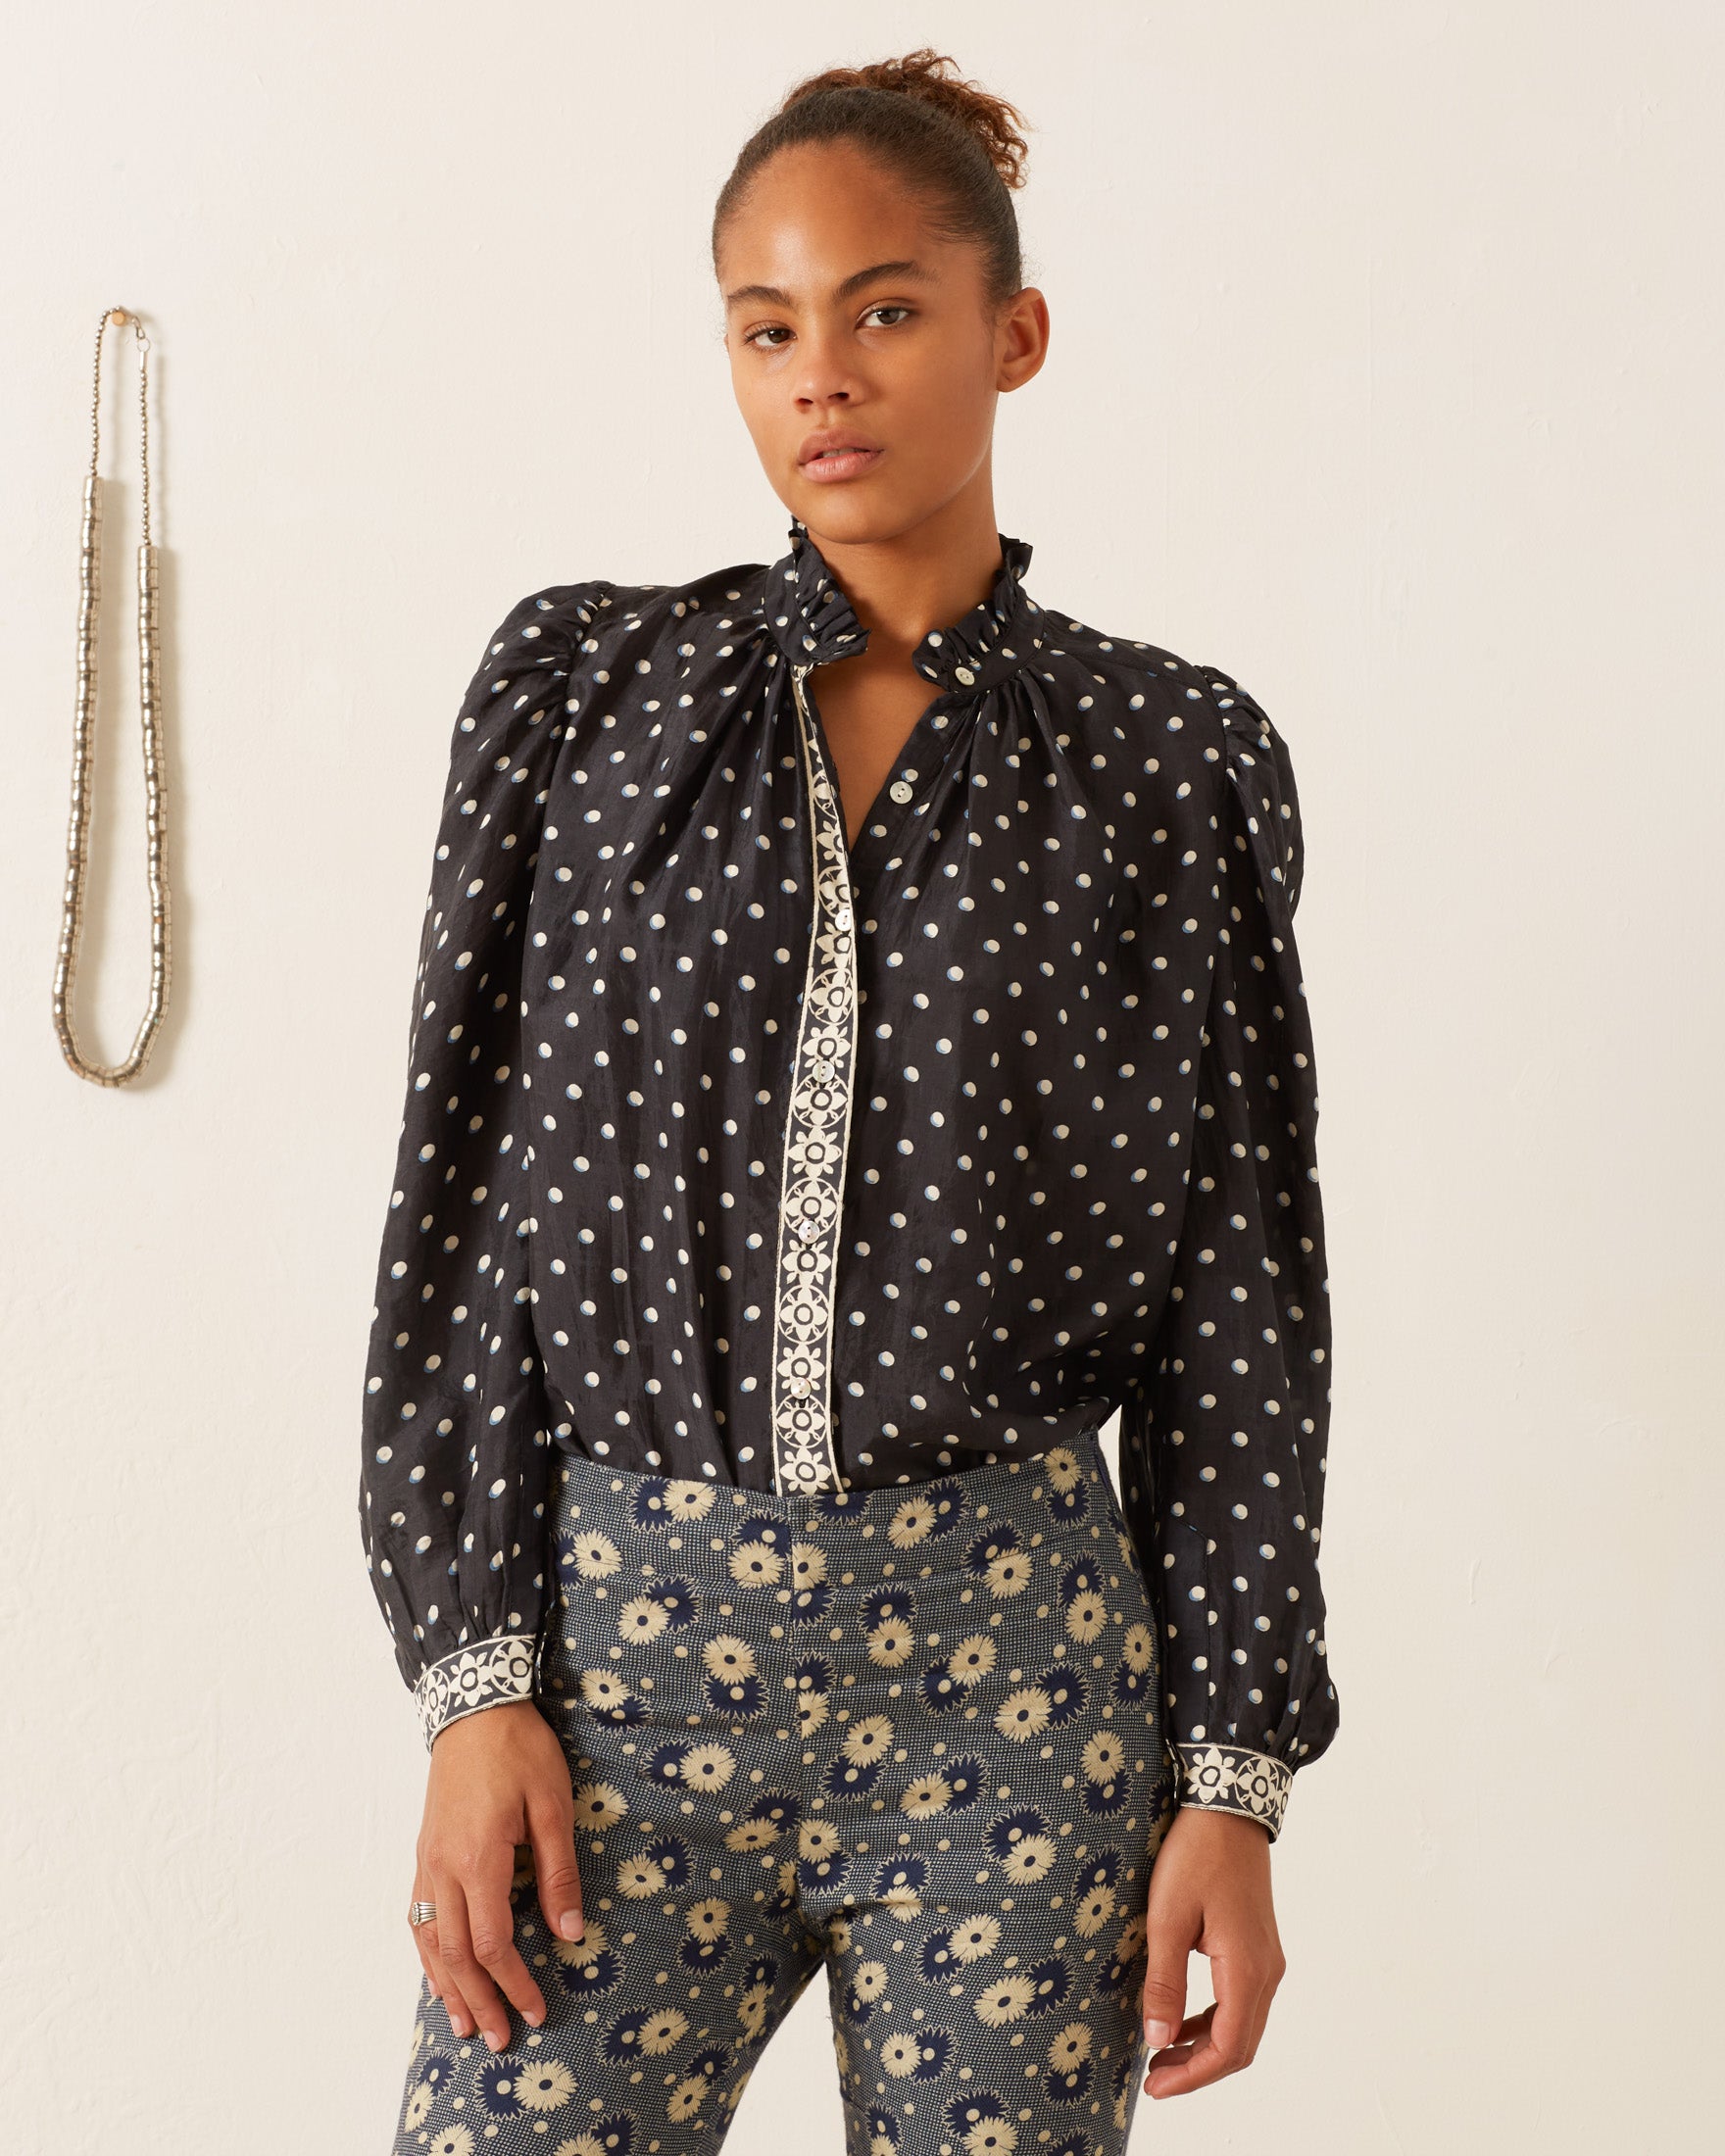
1173, 1741, 1293, 1842
414, 1630, 540, 1749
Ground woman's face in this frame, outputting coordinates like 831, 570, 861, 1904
716, 140, 1047, 549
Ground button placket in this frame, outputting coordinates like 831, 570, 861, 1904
767, 664, 862, 1496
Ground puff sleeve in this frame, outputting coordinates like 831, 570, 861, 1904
357, 586, 580, 1748
1118, 670, 1337, 1841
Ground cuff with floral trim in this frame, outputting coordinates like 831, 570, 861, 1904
414, 1631, 540, 1749
1174, 1741, 1293, 1841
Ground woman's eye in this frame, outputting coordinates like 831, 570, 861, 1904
744, 324, 793, 350
863, 306, 912, 328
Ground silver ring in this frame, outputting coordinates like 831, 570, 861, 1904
409, 1900, 438, 1928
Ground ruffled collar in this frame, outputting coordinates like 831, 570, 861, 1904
763, 518, 1043, 692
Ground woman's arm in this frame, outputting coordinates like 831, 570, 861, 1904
1121, 666, 1338, 2095
357, 582, 605, 2047
359, 582, 613, 1739
1120, 666, 1338, 1837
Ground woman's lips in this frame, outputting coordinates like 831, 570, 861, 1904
799, 446, 885, 483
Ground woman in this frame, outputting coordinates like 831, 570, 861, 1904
360, 50, 1338, 2152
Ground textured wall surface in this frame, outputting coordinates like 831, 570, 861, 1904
2, 4, 1720, 2150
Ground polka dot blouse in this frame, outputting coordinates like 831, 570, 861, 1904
358, 519, 1338, 1838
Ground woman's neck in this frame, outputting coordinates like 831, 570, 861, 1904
803, 476, 1004, 663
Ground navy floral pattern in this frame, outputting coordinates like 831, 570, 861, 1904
389, 1440, 1175, 2156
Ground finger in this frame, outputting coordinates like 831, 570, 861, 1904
460, 1838, 546, 2041
1139, 1898, 1195, 2052
1147, 1951, 1264, 2096
529, 1792, 585, 1945
433, 1864, 512, 2050
419, 1923, 466, 2030
1204, 1945, 1258, 2073
408, 1875, 444, 2003
424, 1879, 481, 2041
1237, 1945, 1285, 2069
426, 1922, 476, 2041
409, 1865, 468, 2033
1144, 2001, 1215, 2092
1148, 2004, 1213, 2056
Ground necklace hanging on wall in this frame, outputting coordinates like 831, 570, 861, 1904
53, 305, 172, 1085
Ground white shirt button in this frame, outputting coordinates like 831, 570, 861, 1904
889, 780, 913, 804
955, 665, 975, 686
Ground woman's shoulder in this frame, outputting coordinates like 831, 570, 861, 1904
494, 557, 778, 666
1035, 602, 1279, 725
1035, 608, 1299, 812
1033, 606, 1306, 880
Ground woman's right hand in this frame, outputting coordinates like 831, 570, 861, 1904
409, 1697, 585, 2051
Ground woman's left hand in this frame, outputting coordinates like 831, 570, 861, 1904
1138, 1805, 1286, 2098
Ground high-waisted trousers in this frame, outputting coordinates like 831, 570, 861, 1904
388, 1436, 1175, 2156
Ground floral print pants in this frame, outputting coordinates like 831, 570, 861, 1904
390, 1438, 1176, 2156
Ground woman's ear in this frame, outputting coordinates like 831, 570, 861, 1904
997, 286, 1051, 393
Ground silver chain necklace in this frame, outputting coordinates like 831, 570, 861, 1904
52, 306, 172, 1085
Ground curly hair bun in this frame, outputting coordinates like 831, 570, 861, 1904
713, 49, 1031, 305
780, 48, 1029, 191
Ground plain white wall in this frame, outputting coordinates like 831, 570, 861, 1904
3, 3, 1720, 2149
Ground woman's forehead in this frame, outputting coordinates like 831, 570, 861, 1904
715, 143, 954, 280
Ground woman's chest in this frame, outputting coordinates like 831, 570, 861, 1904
519, 661, 1190, 1066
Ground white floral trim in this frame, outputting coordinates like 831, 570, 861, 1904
414, 1631, 538, 1749
767, 666, 860, 1496
1175, 1740, 1292, 1840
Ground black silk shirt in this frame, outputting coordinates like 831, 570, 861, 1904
358, 519, 1338, 1838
